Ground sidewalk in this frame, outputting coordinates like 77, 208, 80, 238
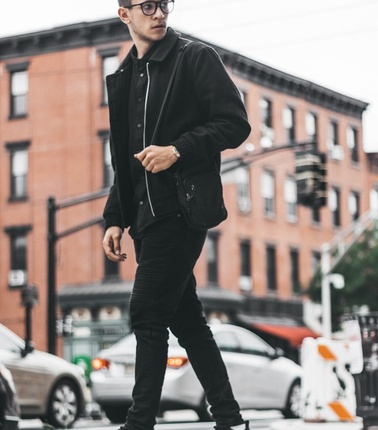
270, 419, 363, 430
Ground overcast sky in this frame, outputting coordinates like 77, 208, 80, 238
1, 0, 377, 151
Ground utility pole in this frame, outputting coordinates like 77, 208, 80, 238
47, 189, 108, 355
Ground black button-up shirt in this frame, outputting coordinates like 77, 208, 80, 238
128, 44, 177, 238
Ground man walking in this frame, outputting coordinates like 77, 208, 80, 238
102, 1, 251, 429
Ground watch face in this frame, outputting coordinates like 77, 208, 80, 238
173, 147, 180, 157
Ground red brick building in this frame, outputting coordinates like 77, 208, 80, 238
0, 18, 370, 362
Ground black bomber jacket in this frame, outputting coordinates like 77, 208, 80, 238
103, 28, 251, 230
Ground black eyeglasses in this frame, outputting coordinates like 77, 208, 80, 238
125, 0, 174, 16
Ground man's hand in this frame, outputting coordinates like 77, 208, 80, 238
103, 226, 127, 262
134, 145, 178, 173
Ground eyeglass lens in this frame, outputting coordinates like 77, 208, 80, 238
142, 1, 174, 16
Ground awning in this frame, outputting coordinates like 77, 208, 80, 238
252, 323, 319, 348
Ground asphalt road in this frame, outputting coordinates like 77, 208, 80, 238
19, 410, 285, 430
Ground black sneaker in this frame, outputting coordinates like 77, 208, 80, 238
215, 421, 250, 430
231, 422, 249, 430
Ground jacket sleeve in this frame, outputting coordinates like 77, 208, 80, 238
172, 44, 251, 163
103, 134, 124, 230
103, 177, 124, 231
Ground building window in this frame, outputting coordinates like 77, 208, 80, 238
4, 226, 31, 288
328, 121, 344, 161
283, 107, 296, 143
236, 167, 251, 213
6, 142, 30, 201
238, 88, 247, 105
349, 191, 360, 222
104, 253, 120, 280
370, 187, 378, 214
266, 244, 277, 292
311, 206, 321, 224
329, 187, 341, 227
261, 170, 275, 217
99, 48, 120, 105
347, 126, 359, 163
207, 232, 219, 285
306, 112, 318, 145
311, 251, 321, 275
99, 131, 114, 188
239, 239, 252, 292
7, 62, 30, 118
285, 175, 297, 221
290, 248, 300, 294
259, 98, 274, 148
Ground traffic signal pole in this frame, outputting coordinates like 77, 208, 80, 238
47, 189, 108, 355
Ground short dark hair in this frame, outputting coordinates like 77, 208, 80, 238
118, 0, 131, 6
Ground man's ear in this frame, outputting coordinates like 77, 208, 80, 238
118, 7, 131, 24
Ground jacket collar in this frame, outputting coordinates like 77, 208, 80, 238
118, 27, 180, 71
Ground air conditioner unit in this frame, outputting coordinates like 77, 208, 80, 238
260, 136, 273, 149
239, 276, 252, 292
330, 145, 344, 161
238, 198, 251, 213
8, 270, 27, 288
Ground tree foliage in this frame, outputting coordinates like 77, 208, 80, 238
306, 228, 378, 330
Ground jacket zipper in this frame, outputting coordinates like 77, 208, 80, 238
144, 62, 156, 217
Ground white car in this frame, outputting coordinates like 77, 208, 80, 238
0, 324, 87, 428
91, 324, 302, 422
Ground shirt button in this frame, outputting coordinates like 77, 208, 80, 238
137, 124, 142, 128
138, 97, 142, 102
139, 201, 144, 205
140, 73, 144, 78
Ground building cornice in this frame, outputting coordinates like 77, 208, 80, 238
201, 41, 369, 120
0, 18, 130, 60
0, 19, 368, 119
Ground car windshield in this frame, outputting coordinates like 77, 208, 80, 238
0, 325, 24, 352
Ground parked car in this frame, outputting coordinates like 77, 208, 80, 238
91, 323, 302, 422
0, 324, 87, 428
0, 361, 20, 430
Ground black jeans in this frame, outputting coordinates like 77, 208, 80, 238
124, 214, 243, 430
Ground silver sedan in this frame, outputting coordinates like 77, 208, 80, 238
0, 324, 87, 428
91, 323, 302, 422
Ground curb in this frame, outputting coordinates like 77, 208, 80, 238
270, 419, 363, 430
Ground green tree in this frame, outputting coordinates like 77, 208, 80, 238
307, 228, 378, 331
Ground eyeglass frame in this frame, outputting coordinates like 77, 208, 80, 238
124, 0, 175, 16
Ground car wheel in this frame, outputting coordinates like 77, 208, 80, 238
282, 380, 301, 419
195, 395, 213, 422
46, 379, 80, 428
103, 406, 128, 423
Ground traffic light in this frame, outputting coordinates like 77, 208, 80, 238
295, 150, 327, 208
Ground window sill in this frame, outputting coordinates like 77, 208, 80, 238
8, 114, 28, 120
8, 196, 28, 203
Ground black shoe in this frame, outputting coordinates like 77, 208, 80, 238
215, 421, 250, 430
230, 421, 249, 430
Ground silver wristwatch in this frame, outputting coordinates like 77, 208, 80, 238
172, 146, 181, 158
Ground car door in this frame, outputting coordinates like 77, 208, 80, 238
213, 330, 260, 407
234, 329, 286, 409
0, 327, 48, 414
